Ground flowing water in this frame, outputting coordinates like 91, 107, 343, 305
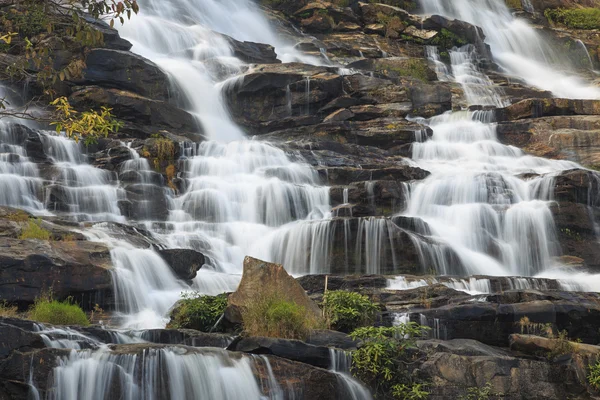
2, 0, 600, 397
420, 0, 600, 99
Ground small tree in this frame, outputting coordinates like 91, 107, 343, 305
350, 324, 430, 399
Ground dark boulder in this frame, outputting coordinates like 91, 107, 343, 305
157, 249, 206, 281
82, 49, 171, 101
0, 323, 45, 359
228, 336, 332, 369
0, 239, 113, 310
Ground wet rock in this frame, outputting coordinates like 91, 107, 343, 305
322, 165, 430, 185
223, 35, 280, 64
157, 249, 206, 281
413, 296, 600, 347
0, 323, 45, 359
0, 238, 113, 310
133, 329, 232, 348
298, 275, 388, 295
228, 336, 332, 369
497, 98, 600, 122
306, 329, 359, 350
225, 63, 343, 132
81, 49, 171, 101
122, 184, 170, 221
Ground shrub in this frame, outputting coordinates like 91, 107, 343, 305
392, 383, 430, 399
242, 290, 319, 340
19, 219, 51, 240
545, 8, 600, 30
0, 300, 18, 318
322, 290, 379, 333
588, 360, 600, 391
29, 297, 89, 326
350, 324, 430, 398
167, 292, 227, 332
459, 383, 495, 400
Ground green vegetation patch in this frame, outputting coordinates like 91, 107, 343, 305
351, 324, 430, 398
19, 219, 51, 240
545, 8, 600, 30
29, 297, 89, 326
322, 290, 379, 332
242, 290, 320, 340
167, 292, 227, 332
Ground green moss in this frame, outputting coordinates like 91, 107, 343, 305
29, 298, 89, 326
545, 8, 600, 30
384, 59, 432, 82
505, 0, 522, 10
19, 219, 51, 240
167, 292, 227, 332
430, 28, 468, 51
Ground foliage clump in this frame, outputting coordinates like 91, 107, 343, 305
242, 289, 320, 340
0, 300, 18, 318
50, 97, 123, 144
29, 296, 89, 326
545, 8, 600, 30
322, 290, 379, 333
588, 360, 600, 391
459, 383, 496, 400
19, 219, 51, 240
167, 292, 227, 332
350, 324, 430, 398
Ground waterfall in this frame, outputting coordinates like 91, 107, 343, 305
405, 110, 579, 276
41, 134, 126, 223
46, 347, 283, 400
329, 349, 373, 400
420, 0, 600, 99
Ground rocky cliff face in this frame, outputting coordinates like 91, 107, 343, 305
1, 0, 600, 398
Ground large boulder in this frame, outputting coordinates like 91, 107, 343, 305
157, 249, 206, 281
81, 49, 171, 101
0, 238, 113, 310
416, 339, 587, 400
225, 256, 323, 325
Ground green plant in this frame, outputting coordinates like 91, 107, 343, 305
588, 360, 600, 391
459, 383, 495, 400
545, 8, 600, 30
322, 290, 379, 333
19, 219, 51, 240
242, 290, 319, 340
350, 324, 430, 397
167, 292, 227, 332
392, 383, 430, 399
50, 97, 123, 145
0, 300, 18, 318
29, 296, 89, 326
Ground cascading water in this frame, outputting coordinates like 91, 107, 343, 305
402, 0, 599, 280
46, 347, 285, 400
420, 0, 600, 99
41, 134, 126, 222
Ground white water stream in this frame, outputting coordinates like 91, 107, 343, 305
2, 0, 600, 396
